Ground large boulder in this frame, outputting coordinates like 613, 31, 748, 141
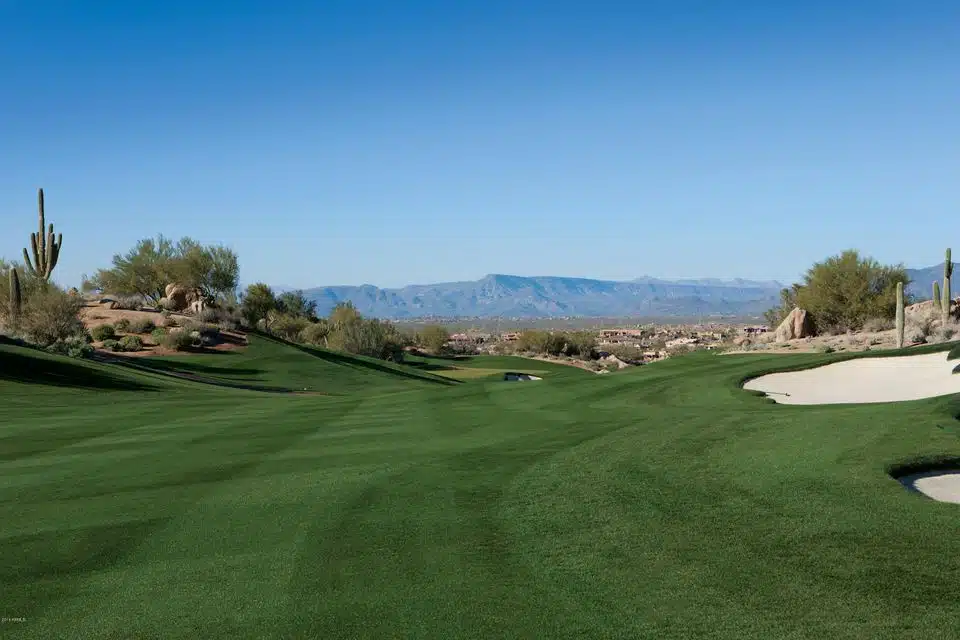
161, 284, 206, 314
774, 307, 814, 342
905, 298, 960, 321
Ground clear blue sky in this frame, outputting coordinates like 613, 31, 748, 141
1, 0, 957, 290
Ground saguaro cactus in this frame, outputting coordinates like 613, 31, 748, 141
8, 267, 21, 320
22, 188, 62, 282
896, 281, 905, 349
934, 281, 942, 312
942, 248, 953, 327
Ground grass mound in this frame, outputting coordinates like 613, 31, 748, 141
118, 333, 456, 394
6, 345, 960, 637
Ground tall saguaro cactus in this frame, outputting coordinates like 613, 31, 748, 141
22, 188, 62, 282
8, 267, 21, 320
933, 281, 942, 312
942, 248, 953, 327
896, 281, 905, 349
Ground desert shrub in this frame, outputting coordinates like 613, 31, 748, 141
241, 283, 277, 328
101, 339, 120, 351
862, 317, 895, 333
604, 344, 645, 362
563, 331, 598, 359
299, 320, 331, 346
110, 295, 144, 311
269, 312, 311, 342
326, 317, 405, 361
198, 307, 219, 323
113, 318, 131, 332
161, 330, 196, 351
158, 298, 178, 312
17, 286, 85, 347
46, 333, 94, 359
151, 327, 168, 342
128, 318, 156, 334
90, 324, 116, 341
907, 315, 936, 340
790, 250, 910, 334
515, 329, 595, 358
118, 335, 144, 351
420, 324, 450, 354
515, 330, 565, 356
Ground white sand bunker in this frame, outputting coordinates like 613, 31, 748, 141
504, 373, 541, 381
897, 470, 960, 504
744, 352, 960, 404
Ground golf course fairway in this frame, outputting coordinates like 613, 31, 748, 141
4, 337, 960, 639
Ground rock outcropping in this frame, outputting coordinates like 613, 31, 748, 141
774, 308, 814, 342
159, 284, 206, 314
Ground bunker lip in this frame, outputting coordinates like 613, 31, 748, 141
743, 352, 960, 405
894, 466, 960, 504
503, 372, 542, 381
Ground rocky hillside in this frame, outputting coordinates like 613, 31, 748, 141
301, 274, 784, 319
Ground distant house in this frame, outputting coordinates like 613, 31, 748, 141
743, 325, 770, 335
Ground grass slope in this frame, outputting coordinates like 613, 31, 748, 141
4, 346, 960, 638
405, 353, 594, 381
119, 333, 456, 393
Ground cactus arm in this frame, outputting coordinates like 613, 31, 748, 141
8, 268, 21, 318
934, 281, 942, 310
37, 189, 46, 268
896, 281, 905, 349
944, 248, 953, 326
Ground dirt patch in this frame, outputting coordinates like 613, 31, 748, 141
80, 300, 248, 356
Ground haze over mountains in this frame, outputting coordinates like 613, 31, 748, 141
300, 274, 786, 319
285, 262, 950, 320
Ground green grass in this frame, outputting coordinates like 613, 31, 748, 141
5, 340, 960, 638
115, 333, 456, 393
404, 353, 594, 381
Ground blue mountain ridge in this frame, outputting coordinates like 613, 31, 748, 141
299, 274, 785, 319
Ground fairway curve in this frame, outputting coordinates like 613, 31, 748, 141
743, 352, 960, 404
897, 470, 960, 504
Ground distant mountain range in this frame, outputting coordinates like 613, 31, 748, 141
298, 274, 786, 319
905, 263, 956, 300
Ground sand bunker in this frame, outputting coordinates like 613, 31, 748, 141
743, 352, 960, 404
897, 470, 960, 504
504, 373, 542, 381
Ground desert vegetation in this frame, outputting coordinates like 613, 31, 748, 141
764, 249, 911, 334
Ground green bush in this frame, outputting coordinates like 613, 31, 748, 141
420, 324, 451, 353
118, 335, 144, 351
113, 318, 131, 332
326, 317, 405, 362
161, 330, 195, 351
101, 339, 120, 352
299, 320, 331, 346
769, 250, 910, 334
150, 327, 168, 342
17, 286, 86, 347
128, 318, 156, 334
46, 333, 94, 359
515, 329, 596, 359
269, 312, 310, 342
90, 324, 116, 341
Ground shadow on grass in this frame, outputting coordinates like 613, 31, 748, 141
249, 330, 458, 386
0, 348, 157, 391
119, 357, 264, 380
93, 354, 306, 394
404, 361, 459, 372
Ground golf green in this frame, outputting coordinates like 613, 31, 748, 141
4, 337, 960, 639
